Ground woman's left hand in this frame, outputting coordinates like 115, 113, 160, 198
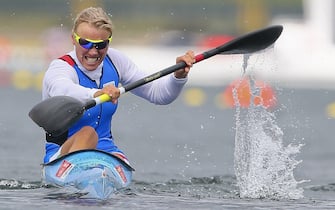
174, 50, 195, 79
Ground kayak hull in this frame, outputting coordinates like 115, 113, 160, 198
42, 149, 133, 199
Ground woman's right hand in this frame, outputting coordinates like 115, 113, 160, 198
94, 84, 120, 104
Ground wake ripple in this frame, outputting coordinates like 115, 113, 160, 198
132, 175, 239, 199
0, 178, 42, 190
308, 183, 335, 192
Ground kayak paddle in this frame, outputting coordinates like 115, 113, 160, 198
29, 25, 283, 136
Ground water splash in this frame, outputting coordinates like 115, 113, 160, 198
233, 54, 304, 200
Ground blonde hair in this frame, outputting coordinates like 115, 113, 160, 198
73, 7, 113, 35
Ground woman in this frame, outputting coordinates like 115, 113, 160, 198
42, 7, 195, 165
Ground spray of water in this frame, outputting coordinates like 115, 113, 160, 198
233, 53, 304, 200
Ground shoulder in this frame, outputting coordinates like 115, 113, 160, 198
45, 53, 77, 78
49, 53, 74, 68
106, 48, 140, 81
49, 57, 72, 68
107, 48, 131, 62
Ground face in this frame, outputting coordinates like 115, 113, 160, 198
72, 22, 111, 71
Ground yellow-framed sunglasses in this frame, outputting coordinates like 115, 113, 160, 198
73, 32, 112, 50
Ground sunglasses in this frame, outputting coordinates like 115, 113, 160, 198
73, 32, 112, 50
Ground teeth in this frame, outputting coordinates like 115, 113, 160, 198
86, 57, 100, 63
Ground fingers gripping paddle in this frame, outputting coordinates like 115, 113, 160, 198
29, 25, 283, 136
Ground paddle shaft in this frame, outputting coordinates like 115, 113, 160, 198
85, 50, 216, 109
85, 45, 225, 109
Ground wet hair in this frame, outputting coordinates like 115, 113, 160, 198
73, 7, 113, 36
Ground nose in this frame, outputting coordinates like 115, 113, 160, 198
87, 47, 99, 54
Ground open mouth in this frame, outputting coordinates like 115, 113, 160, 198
85, 56, 101, 64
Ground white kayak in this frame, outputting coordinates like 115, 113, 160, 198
42, 149, 134, 199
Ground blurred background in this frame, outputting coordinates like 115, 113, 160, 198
1, 0, 334, 89
1, 0, 335, 186
0, 0, 306, 91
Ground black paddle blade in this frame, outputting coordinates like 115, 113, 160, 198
29, 96, 85, 136
218, 25, 283, 55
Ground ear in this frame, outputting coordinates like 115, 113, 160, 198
71, 34, 76, 45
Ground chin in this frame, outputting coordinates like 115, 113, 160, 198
83, 64, 99, 71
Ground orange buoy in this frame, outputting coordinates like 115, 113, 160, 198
222, 77, 276, 108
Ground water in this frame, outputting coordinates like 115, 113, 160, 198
1, 85, 335, 209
